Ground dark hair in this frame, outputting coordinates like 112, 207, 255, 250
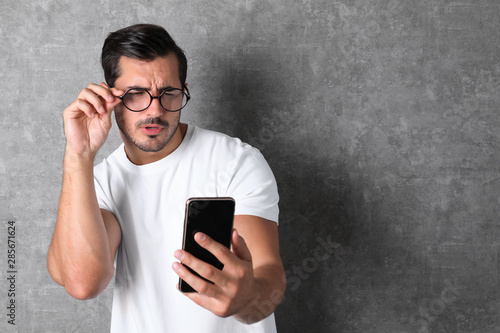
101, 24, 187, 88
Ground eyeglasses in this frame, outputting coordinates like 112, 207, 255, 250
118, 87, 190, 112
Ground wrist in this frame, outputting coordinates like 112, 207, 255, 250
234, 273, 285, 324
63, 148, 96, 170
233, 278, 268, 324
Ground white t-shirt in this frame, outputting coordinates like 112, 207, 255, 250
94, 125, 279, 333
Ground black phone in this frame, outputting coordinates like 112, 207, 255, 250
179, 197, 235, 293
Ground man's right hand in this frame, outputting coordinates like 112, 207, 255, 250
63, 83, 124, 155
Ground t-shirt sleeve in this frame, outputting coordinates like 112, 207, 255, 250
93, 166, 114, 214
225, 148, 279, 224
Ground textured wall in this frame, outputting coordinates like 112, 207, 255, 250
1, 0, 499, 332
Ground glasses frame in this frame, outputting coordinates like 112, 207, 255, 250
117, 86, 191, 112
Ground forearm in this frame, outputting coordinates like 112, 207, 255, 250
48, 151, 114, 299
234, 264, 286, 324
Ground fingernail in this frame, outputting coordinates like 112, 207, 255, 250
195, 233, 205, 241
174, 250, 184, 260
100, 106, 105, 113
172, 262, 180, 272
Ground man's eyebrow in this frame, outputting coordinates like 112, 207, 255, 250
124, 85, 147, 90
126, 85, 179, 91
159, 85, 180, 90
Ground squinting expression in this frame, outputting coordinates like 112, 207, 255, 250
113, 54, 183, 154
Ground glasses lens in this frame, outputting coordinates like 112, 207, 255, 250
122, 89, 151, 111
160, 89, 188, 111
121, 88, 189, 112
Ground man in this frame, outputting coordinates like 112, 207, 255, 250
47, 24, 285, 332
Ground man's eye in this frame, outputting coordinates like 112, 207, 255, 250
163, 90, 180, 97
128, 90, 147, 96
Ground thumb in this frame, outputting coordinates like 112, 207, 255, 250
231, 229, 252, 263
101, 83, 124, 111
101, 82, 124, 96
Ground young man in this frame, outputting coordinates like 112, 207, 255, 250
47, 24, 285, 332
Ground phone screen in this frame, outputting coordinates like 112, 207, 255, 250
179, 197, 235, 292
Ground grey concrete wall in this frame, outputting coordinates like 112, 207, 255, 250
1, 0, 499, 332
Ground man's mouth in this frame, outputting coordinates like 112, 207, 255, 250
138, 118, 169, 136
141, 125, 164, 136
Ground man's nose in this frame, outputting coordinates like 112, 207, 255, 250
145, 96, 164, 117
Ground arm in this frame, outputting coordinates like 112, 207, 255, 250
47, 83, 124, 300
172, 215, 286, 323
231, 215, 286, 323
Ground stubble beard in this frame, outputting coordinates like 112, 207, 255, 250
115, 111, 181, 153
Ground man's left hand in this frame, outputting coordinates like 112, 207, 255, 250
172, 229, 258, 318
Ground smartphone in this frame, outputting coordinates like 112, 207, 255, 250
179, 197, 235, 293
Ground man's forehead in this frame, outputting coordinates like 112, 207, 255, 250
115, 54, 181, 89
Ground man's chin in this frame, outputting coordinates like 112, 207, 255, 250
118, 121, 180, 155
135, 139, 169, 153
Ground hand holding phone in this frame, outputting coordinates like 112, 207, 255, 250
179, 197, 235, 292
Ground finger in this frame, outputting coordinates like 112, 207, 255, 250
100, 82, 125, 100
181, 290, 228, 317
109, 87, 125, 100
230, 229, 252, 263
194, 232, 234, 266
174, 249, 226, 287
87, 83, 116, 103
65, 98, 98, 119
83, 83, 123, 113
172, 261, 221, 298
105, 85, 125, 111
77, 85, 110, 116
180, 287, 240, 318
108, 86, 124, 95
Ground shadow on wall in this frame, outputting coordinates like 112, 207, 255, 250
203, 43, 430, 333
